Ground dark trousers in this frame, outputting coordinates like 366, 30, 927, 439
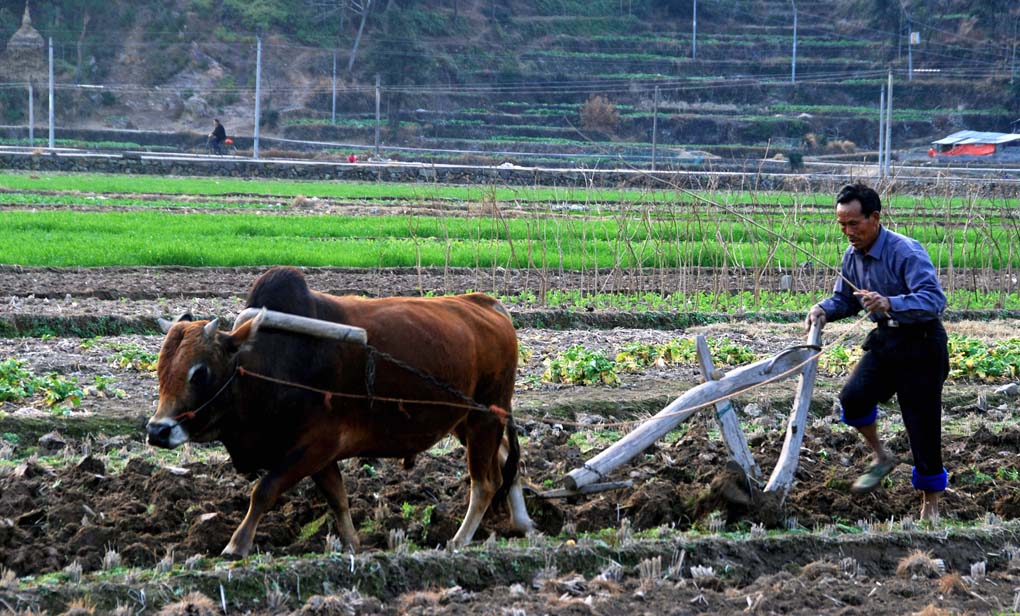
839, 320, 949, 479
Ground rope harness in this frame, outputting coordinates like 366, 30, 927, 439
170, 360, 239, 422
170, 340, 507, 425
169, 321, 855, 432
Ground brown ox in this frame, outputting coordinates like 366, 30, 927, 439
146, 266, 533, 557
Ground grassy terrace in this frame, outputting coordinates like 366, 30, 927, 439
5, 172, 1020, 210
290, 100, 994, 137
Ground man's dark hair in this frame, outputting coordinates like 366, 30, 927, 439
836, 183, 881, 217
214, 118, 220, 124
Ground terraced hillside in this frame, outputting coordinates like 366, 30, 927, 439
277, 0, 1018, 165
1, 0, 1016, 165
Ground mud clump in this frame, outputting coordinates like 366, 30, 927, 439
694, 461, 785, 527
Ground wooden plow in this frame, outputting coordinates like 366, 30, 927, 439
543, 323, 823, 500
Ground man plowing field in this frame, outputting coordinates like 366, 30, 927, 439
806, 183, 949, 521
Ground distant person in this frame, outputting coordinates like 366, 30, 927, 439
347, 153, 358, 164
805, 183, 948, 521
208, 118, 227, 154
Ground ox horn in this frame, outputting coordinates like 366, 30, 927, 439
157, 312, 194, 334
232, 307, 367, 345
203, 318, 220, 340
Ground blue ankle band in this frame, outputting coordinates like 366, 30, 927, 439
841, 404, 878, 427
912, 467, 948, 492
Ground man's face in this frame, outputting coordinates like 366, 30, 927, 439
836, 199, 880, 253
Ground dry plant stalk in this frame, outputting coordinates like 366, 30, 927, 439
937, 572, 968, 595
157, 591, 219, 616
896, 549, 944, 579
638, 555, 662, 592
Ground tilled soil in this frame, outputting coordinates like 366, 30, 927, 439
2, 264, 1015, 300
3, 266, 1020, 614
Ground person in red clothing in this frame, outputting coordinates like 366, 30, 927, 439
347, 153, 358, 164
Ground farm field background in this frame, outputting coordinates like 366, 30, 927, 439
4, 171, 1020, 614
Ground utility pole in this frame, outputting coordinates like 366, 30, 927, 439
691, 0, 697, 59
28, 79, 34, 146
907, 15, 913, 81
885, 70, 893, 176
331, 50, 337, 123
374, 74, 381, 159
651, 85, 659, 171
897, 9, 902, 61
254, 36, 262, 160
1013, 7, 1019, 84
878, 87, 885, 178
790, 1, 797, 83
1013, 40, 1018, 84
48, 37, 54, 150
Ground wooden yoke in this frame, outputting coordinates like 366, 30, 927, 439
561, 322, 823, 497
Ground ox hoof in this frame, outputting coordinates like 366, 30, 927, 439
220, 545, 249, 560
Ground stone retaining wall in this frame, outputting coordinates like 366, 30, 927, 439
0, 151, 800, 190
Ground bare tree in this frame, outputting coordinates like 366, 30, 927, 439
75, 11, 91, 83
304, 0, 374, 74
347, 0, 373, 74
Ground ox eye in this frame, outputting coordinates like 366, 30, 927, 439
187, 363, 211, 386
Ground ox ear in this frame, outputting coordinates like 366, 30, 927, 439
224, 311, 261, 351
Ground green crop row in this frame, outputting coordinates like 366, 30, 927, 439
1, 208, 1019, 270
823, 334, 1020, 383
0, 138, 176, 151
5, 172, 1020, 211
500, 289, 1020, 314
0, 192, 260, 210
769, 103, 1009, 121
542, 335, 1020, 388
0, 172, 728, 204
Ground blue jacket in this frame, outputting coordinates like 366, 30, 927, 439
818, 226, 945, 324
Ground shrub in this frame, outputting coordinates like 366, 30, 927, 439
788, 151, 804, 170
581, 95, 620, 134
825, 140, 856, 153
260, 108, 280, 129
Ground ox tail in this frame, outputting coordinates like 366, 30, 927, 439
492, 416, 521, 509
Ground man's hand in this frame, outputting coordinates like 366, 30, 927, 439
805, 304, 826, 333
854, 290, 891, 314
